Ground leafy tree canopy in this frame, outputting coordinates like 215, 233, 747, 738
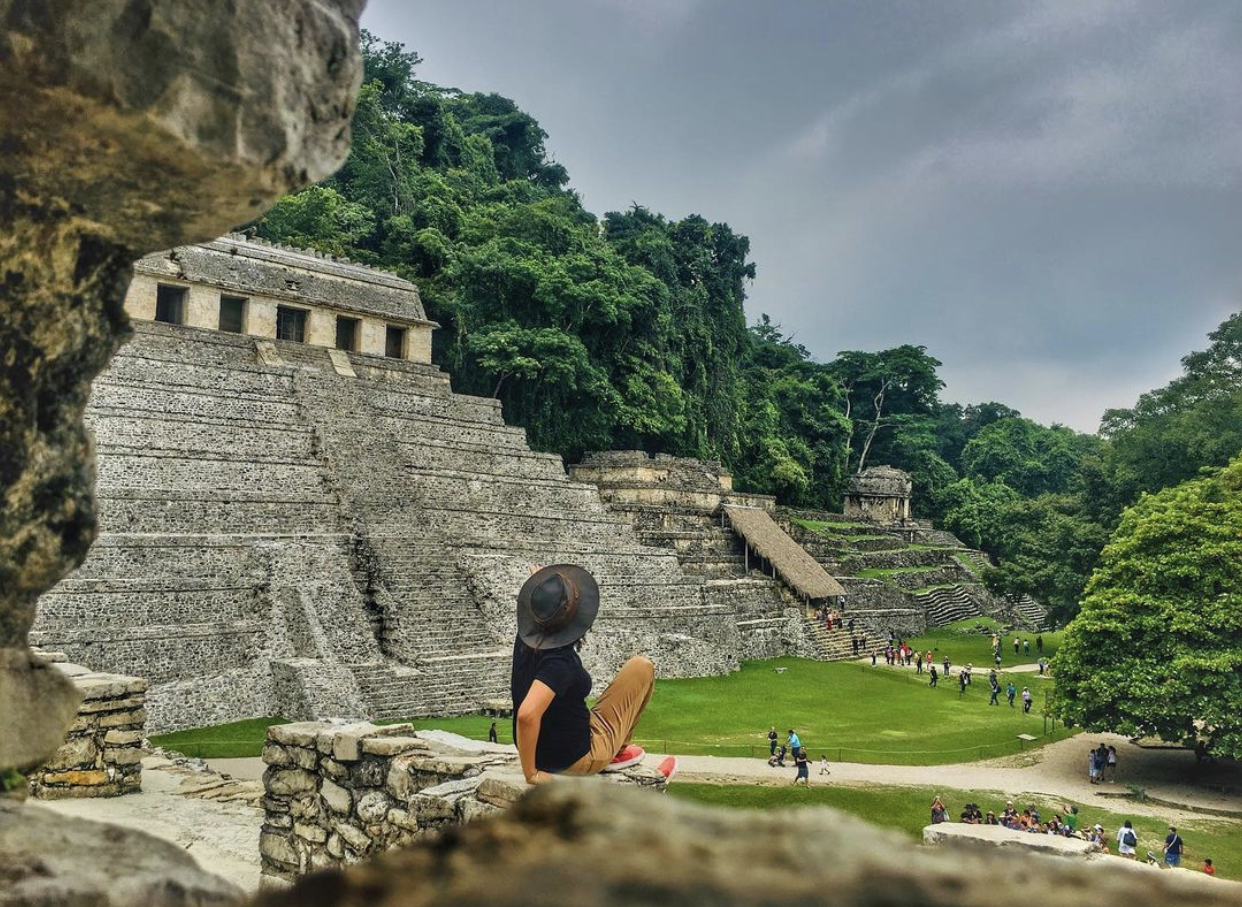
1053, 455, 1242, 758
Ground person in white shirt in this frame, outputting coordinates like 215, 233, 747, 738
818, 755, 831, 776
1117, 820, 1138, 858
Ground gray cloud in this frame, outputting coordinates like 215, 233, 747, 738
362, 0, 1242, 431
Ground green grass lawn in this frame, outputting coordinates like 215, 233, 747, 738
907, 619, 1063, 669
671, 782, 1242, 880
151, 656, 1073, 764
623, 657, 1073, 763
788, 518, 875, 534
150, 716, 289, 759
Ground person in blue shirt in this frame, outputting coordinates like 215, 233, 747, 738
787, 729, 801, 753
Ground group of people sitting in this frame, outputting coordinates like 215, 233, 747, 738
941, 799, 1087, 838
930, 798, 1212, 873
814, 605, 847, 630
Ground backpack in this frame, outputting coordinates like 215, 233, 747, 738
1123, 829, 1137, 848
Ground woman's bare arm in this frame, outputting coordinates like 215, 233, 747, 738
516, 679, 556, 784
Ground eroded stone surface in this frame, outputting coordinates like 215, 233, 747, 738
0, 0, 365, 772
0, 798, 242, 906
253, 782, 1240, 907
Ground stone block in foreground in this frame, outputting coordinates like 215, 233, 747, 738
0, 0, 365, 774
922, 822, 1100, 857
251, 782, 1240, 907
0, 799, 241, 906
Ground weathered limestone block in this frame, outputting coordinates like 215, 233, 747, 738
922, 823, 1100, 858
0, 0, 365, 775
253, 782, 1242, 907
321, 779, 353, 815
266, 768, 319, 798
1, 799, 240, 906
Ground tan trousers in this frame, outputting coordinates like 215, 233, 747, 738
562, 656, 655, 776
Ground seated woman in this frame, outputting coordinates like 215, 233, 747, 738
512, 564, 677, 785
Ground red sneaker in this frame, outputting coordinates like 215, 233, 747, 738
656, 756, 678, 781
600, 744, 646, 772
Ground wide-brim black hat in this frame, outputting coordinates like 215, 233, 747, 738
516, 564, 600, 650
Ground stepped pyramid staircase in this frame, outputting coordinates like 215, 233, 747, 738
33, 324, 742, 729
781, 510, 1051, 638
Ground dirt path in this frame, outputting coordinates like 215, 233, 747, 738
673, 733, 1242, 823
38, 755, 263, 891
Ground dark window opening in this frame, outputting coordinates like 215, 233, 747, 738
336, 316, 360, 352
276, 306, 307, 343
385, 326, 406, 359
219, 296, 246, 333
155, 285, 187, 324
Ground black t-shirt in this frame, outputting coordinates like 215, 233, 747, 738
510, 636, 592, 772
1165, 833, 1183, 854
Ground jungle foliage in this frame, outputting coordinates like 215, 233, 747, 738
1052, 454, 1242, 758
254, 36, 1242, 627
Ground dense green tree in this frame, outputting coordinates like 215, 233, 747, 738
1053, 455, 1242, 758
960, 418, 1089, 498
1102, 312, 1242, 504
829, 346, 944, 474
980, 495, 1111, 623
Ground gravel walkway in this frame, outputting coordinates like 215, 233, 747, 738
673, 733, 1242, 822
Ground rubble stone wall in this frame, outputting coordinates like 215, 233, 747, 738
258, 721, 664, 887
28, 654, 147, 799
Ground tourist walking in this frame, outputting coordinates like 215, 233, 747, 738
1006, 681, 1016, 707
958, 671, 968, 694
793, 747, 810, 786
787, 729, 801, 753
1163, 827, 1184, 867
1036, 634, 1043, 654
1023, 639, 1030, 656
929, 665, 938, 687
916, 653, 923, 674
512, 564, 674, 782
1106, 745, 1117, 782
1013, 636, 1020, 655
488, 721, 498, 743
818, 754, 831, 776
988, 674, 1000, 705
768, 726, 778, 756
1117, 821, 1138, 858
1021, 687, 1032, 713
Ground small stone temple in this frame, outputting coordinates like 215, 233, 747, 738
844, 465, 913, 524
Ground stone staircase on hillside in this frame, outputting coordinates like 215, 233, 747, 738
595, 503, 857, 661
1012, 595, 1051, 630
913, 585, 983, 627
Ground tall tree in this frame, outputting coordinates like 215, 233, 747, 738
1053, 455, 1242, 758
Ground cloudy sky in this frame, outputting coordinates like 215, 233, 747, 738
361, 0, 1242, 431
